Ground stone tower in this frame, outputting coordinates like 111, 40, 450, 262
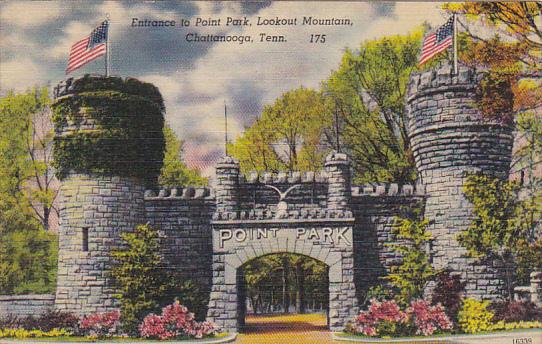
52, 76, 165, 314
407, 65, 514, 299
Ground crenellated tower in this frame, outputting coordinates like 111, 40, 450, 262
52, 75, 165, 314
407, 64, 514, 299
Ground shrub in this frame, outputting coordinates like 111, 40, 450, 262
111, 223, 175, 335
407, 300, 452, 336
0, 310, 79, 333
0, 328, 71, 339
79, 310, 120, 339
352, 299, 408, 337
489, 300, 542, 322
458, 298, 494, 334
489, 320, 542, 331
362, 285, 395, 306
385, 215, 436, 306
350, 299, 453, 337
139, 301, 217, 339
431, 270, 466, 323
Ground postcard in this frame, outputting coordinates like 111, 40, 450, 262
0, 1, 541, 344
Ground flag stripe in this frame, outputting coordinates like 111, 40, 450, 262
66, 50, 106, 74
67, 42, 104, 69
66, 44, 106, 73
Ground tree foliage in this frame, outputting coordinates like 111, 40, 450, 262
231, 31, 423, 184
229, 87, 331, 174
324, 31, 422, 184
385, 215, 435, 305
458, 173, 541, 297
445, 2, 541, 72
159, 124, 208, 187
242, 253, 328, 314
0, 87, 58, 294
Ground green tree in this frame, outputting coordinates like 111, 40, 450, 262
0, 87, 58, 294
385, 215, 436, 305
159, 124, 207, 187
229, 87, 331, 173
324, 30, 422, 184
458, 174, 540, 298
111, 224, 173, 334
111, 223, 207, 334
242, 253, 328, 314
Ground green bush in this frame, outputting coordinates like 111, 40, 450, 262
458, 298, 494, 334
0, 229, 58, 294
384, 213, 435, 306
111, 224, 208, 335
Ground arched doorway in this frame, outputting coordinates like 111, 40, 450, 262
207, 219, 359, 333
237, 253, 329, 332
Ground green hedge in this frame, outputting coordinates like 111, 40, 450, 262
52, 77, 165, 185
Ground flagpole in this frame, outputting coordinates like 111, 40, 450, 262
224, 101, 228, 156
105, 15, 110, 77
453, 13, 458, 75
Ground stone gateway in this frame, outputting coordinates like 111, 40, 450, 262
49, 65, 514, 333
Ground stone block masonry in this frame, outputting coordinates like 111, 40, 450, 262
55, 174, 145, 314
144, 187, 215, 297
407, 64, 514, 300
0, 295, 55, 318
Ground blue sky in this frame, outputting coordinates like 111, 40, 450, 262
0, 1, 445, 175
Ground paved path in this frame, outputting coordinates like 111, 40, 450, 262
236, 313, 335, 344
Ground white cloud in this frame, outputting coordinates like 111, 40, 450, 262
0, 58, 48, 91
1, 1, 63, 27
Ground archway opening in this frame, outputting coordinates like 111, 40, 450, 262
237, 253, 329, 334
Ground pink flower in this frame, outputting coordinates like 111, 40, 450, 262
80, 310, 120, 338
407, 300, 452, 336
138, 301, 217, 340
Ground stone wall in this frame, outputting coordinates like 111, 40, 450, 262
0, 295, 55, 318
351, 184, 425, 300
407, 64, 514, 299
55, 174, 145, 315
144, 187, 215, 294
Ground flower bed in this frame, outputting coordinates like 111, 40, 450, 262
345, 298, 542, 339
0, 302, 222, 342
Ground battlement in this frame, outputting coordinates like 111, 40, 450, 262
212, 209, 353, 222
241, 171, 329, 184
407, 64, 480, 101
351, 183, 425, 197
144, 186, 214, 200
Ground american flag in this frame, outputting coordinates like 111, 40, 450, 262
66, 20, 108, 74
418, 17, 454, 66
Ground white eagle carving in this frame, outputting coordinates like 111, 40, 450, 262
265, 184, 301, 219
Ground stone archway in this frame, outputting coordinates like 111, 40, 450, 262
236, 252, 330, 329
207, 219, 358, 333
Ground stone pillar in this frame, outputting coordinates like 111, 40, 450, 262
52, 76, 164, 314
531, 271, 542, 306
325, 151, 352, 212
214, 156, 240, 216
407, 64, 514, 300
